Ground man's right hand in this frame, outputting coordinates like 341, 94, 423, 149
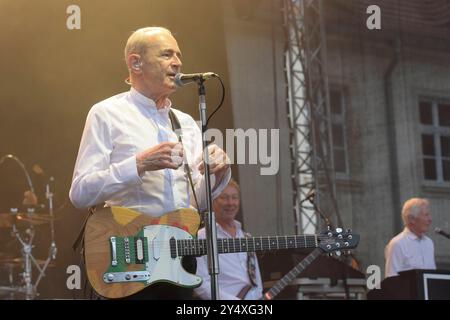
136, 142, 183, 175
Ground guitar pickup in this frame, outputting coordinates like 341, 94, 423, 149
124, 237, 131, 264
110, 237, 118, 266
134, 237, 146, 264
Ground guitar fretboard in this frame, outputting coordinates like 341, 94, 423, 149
174, 235, 318, 257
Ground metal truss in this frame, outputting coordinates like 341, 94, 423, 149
282, 0, 343, 234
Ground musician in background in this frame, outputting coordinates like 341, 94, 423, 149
69, 26, 230, 299
384, 197, 436, 278
194, 179, 264, 300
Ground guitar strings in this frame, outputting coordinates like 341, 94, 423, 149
115, 235, 343, 257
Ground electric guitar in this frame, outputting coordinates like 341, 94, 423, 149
84, 206, 359, 299
263, 248, 322, 300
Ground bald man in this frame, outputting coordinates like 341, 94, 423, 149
384, 198, 436, 278
70, 27, 230, 299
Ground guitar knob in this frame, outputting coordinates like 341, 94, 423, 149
335, 228, 343, 233
335, 250, 341, 256
346, 228, 352, 233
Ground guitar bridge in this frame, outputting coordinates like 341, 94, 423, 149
103, 271, 151, 283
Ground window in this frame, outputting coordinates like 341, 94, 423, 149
420, 99, 450, 182
329, 89, 348, 175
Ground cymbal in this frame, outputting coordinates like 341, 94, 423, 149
0, 212, 59, 228
0, 257, 55, 268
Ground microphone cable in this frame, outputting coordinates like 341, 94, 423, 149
205, 75, 226, 127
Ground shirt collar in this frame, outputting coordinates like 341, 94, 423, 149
217, 219, 243, 237
129, 87, 172, 115
404, 227, 421, 240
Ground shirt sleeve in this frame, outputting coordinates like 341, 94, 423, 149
69, 105, 143, 209
384, 240, 403, 278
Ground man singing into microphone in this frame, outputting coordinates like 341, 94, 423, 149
69, 27, 230, 299
384, 198, 436, 278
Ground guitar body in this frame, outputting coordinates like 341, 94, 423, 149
84, 206, 202, 299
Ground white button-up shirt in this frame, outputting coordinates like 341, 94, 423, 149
384, 227, 436, 278
195, 220, 264, 300
69, 87, 230, 217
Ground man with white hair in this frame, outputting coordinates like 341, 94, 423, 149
69, 27, 230, 299
384, 198, 436, 278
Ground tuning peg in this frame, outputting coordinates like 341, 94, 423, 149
346, 228, 352, 233
335, 250, 341, 256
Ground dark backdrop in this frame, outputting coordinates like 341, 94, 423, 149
0, 0, 234, 299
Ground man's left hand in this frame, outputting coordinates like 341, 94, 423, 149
198, 144, 230, 182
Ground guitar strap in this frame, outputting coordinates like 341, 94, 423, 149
168, 109, 201, 212
72, 205, 96, 252
244, 232, 259, 287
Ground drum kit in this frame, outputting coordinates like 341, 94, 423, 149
0, 154, 58, 300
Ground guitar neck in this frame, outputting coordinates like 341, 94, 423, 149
176, 234, 318, 257
263, 247, 323, 300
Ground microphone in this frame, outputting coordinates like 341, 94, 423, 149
175, 72, 217, 87
435, 227, 450, 239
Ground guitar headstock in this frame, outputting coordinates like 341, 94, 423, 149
318, 228, 360, 254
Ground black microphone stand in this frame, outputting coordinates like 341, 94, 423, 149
197, 80, 220, 300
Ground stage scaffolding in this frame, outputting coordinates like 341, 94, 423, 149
282, 0, 343, 234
